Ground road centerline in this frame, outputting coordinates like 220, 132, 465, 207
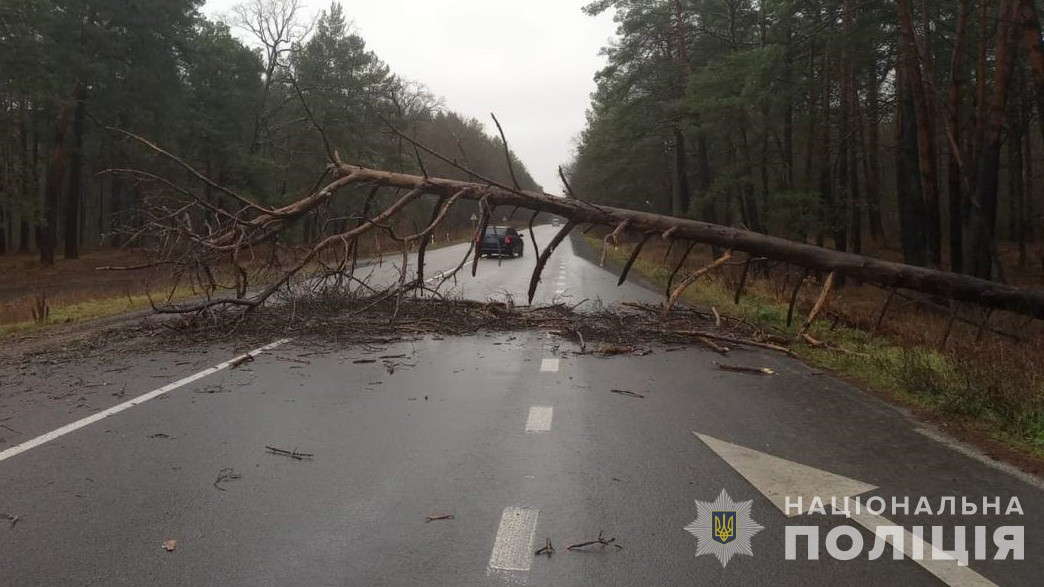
488, 507, 539, 572
525, 406, 553, 433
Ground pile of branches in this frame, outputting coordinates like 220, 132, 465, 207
148, 283, 785, 358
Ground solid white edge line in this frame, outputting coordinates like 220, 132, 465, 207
525, 406, 553, 433
0, 338, 291, 464
488, 507, 540, 572
539, 358, 560, 372
914, 428, 1044, 491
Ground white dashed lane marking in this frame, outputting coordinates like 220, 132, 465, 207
540, 358, 560, 372
525, 406, 553, 432
488, 507, 540, 571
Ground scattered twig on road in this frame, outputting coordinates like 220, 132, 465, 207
147, 432, 170, 439
229, 354, 254, 368
714, 362, 775, 375
213, 467, 242, 491
0, 423, 21, 435
265, 445, 314, 460
1, 512, 20, 527
352, 359, 377, 364
195, 384, 229, 394
567, 530, 622, 551
693, 335, 730, 355
610, 389, 645, 399
535, 537, 556, 557
425, 513, 455, 522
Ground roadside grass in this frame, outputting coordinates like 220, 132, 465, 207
0, 288, 197, 336
588, 235, 1044, 460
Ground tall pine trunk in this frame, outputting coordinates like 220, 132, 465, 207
948, 0, 971, 272
964, 0, 1020, 279
897, 0, 941, 267
64, 82, 86, 260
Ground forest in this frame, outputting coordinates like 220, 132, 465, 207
566, 0, 1044, 281
0, 0, 540, 264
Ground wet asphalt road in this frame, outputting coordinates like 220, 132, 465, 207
0, 226, 1041, 586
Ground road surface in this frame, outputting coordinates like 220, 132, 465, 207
0, 226, 1040, 586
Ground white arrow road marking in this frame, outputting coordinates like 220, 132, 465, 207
693, 433, 997, 587
489, 507, 539, 571
0, 339, 291, 465
694, 433, 876, 514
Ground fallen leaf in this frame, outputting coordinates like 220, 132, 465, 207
162, 539, 177, 552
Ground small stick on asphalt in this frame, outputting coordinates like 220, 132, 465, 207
535, 537, 556, 557
229, 354, 255, 368
265, 446, 314, 460
714, 362, 775, 375
1, 512, 20, 527
425, 513, 455, 522
567, 530, 622, 551
695, 336, 730, 355
610, 389, 645, 399
213, 467, 241, 491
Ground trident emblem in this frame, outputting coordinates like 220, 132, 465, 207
712, 511, 736, 545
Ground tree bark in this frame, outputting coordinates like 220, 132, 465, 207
321, 163, 1044, 319
897, 0, 941, 267
64, 82, 87, 260
896, 66, 929, 267
40, 101, 73, 266
865, 68, 885, 242
949, 0, 971, 272
1017, 0, 1044, 145
17, 99, 32, 253
964, 0, 1020, 278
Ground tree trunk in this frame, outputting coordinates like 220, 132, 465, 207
695, 127, 714, 223
896, 66, 929, 266
817, 60, 832, 248
897, 0, 941, 267
737, 115, 763, 233
804, 46, 818, 192
964, 0, 1020, 279
331, 163, 1044, 319
64, 82, 87, 260
1017, 0, 1044, 146
949, 0, 971, 272
865, 69, 885, 243
671, 127, 691, 217
17, 100, 32, 253
40, 101, 73, 266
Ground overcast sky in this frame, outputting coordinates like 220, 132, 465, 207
201, 0, 618, 194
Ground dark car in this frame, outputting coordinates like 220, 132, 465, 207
477, 226, 524, 258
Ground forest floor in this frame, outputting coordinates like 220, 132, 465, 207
588, 232, 1044, 469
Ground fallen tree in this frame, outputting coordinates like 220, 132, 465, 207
110, 129, 1044, 322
